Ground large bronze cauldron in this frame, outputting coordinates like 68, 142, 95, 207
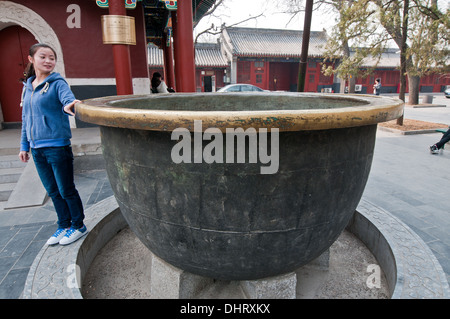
76, 93, 403, 280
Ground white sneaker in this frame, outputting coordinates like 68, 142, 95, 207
59, 226, 88, 245
46, 228, 68, 245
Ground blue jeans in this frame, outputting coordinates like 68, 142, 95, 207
31, 146, 84, 229
436, 129, 450, 149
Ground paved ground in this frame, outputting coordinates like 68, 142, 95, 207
0, 128, 112, 299
0, 94, 449, 299
363, 95, 450, 286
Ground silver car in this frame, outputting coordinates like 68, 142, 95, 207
218, 84, 266, 92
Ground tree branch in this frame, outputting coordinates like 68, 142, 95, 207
194, 12, 265, 43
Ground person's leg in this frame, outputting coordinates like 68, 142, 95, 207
31, 148, 72, 229
436, 129, 450, 149
45, 146, 85, 229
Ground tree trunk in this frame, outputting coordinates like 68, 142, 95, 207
408, 75, 420, 105
348, 76, 356, 93
297, 0, 314, 92
339, 77, 346, 93
397, 0, 409, 125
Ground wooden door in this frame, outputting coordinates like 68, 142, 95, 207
305, 60, 319, 92
252, 61, 267, 90
0, 26, 36, 123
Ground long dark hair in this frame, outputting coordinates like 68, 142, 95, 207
23, 43, 57, 81
151, 72, 162, 89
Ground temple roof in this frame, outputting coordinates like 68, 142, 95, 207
195, 42, 228, 67
358, 48, 400, 68
148, 44, 164, 66
148, 42, 228, 67
221, 27, 329, 58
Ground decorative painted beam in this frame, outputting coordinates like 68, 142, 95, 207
160, 0, 177, 10
96, 0, 140, 9
96, 0, 177, 10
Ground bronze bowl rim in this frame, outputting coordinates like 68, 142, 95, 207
75, 92, 404, 132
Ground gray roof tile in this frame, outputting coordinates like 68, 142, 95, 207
148, 43, 228, 67
223, 27, 328, 57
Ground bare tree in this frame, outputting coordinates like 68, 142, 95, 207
194, 13, 265, 44
193, 0, 265, 43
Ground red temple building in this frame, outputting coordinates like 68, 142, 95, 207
148, 27, 336, 93
219, 27, 448, 94
352, 48, 450, 94
150, 26, 449, 95
148, 42, 228, 92
220, 27, 335, 93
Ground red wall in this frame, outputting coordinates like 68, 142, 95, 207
238, 59, 334, 92
11, 0, 148, 79
269, 62, 297, 91
196, 68, 225, 92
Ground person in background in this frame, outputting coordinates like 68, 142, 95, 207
430, 127, 450, 154
19, 43, 87, 246
373, 78, 381, 95
151, 72, 169, 93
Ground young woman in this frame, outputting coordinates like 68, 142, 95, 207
19, 43, 87, 246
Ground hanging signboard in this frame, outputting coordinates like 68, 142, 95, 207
101, 15, 136, 45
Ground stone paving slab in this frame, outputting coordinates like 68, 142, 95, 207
363, 128, 450, 285
0, 168, 112, 299
4, 157, 47, 209
349, 199, 450, 299
22, 196, 123, 299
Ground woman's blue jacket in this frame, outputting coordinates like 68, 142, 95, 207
20, 72, 75, 151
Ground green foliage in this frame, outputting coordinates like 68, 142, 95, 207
405, 1, 450, 76
315, 0, 449, 80
320, 0, 389, 81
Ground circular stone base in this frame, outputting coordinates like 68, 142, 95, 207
82, 227, 390, 299
22, 196, 450, 299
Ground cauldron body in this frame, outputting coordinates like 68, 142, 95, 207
76, 93, 403, 280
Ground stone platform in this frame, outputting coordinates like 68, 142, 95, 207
22, 196, 450, 299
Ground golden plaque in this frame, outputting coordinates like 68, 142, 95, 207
101, 15, 136, 45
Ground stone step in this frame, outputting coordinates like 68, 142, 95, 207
0, 182, 16, 201
0, 155, 27, 169
4, 157, 47, 209
0, 147, 20, 156
0, 167, 24, 184
0, 154, 26, 202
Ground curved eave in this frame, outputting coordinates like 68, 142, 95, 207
234, 53, 323, 59
196, 64, 229, 68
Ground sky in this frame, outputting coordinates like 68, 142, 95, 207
194, 0, 337, 42
194, 0, 449, 43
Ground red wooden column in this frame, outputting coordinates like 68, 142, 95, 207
108, 0, 133, 95
172, 2, 196, 92
163, 33, 176, 90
